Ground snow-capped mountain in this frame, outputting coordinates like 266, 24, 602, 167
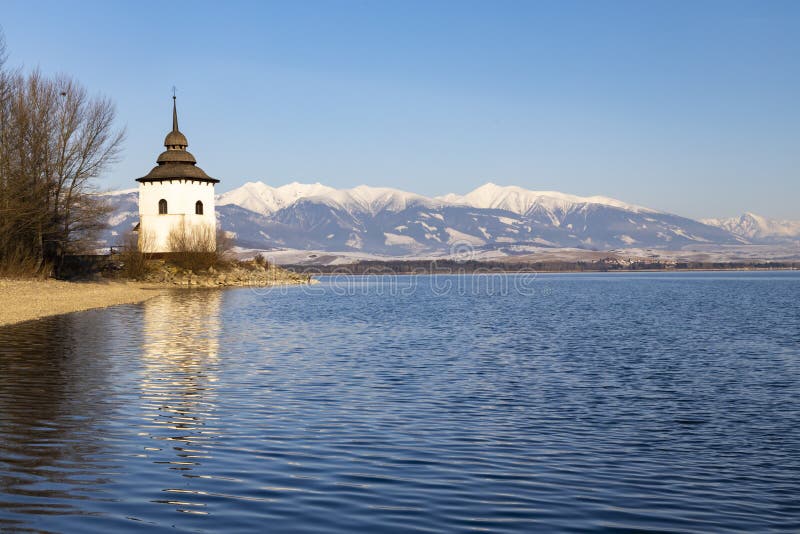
702, 213, 800, 242
99, 189, 139, 244
438, 182, 652, 216
218, 181, 441, 216
216, 181, 338, 215
100, 181, 753, 255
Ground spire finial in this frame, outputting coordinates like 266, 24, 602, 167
171, 87, 178, 132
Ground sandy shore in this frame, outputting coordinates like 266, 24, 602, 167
0, 274, 316, 327
0, 279, 164, 327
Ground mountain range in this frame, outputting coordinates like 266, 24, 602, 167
701, 213, 800, 243
100, 182, 799, 257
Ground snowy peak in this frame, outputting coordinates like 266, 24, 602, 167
321, 185, 441, 215
702, 212, 800, 240
218, 180, 654, 221
217, 181, 337, 215
100, 187, 138, 196
219, 181, 440, 216
438, 182, 653, 215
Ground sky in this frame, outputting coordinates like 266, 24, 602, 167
1, 0, 798, 219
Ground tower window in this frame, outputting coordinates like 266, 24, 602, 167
195, 200, 204, 215
158, 199, 168, 214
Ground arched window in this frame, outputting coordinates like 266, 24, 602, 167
195, 200, 204, 215
158, 199, 168, 214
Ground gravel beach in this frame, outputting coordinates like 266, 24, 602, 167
0, 279, 164, 327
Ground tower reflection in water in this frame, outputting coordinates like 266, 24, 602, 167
138, 290, 223, 516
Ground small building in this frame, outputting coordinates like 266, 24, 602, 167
136, 96, 219, 253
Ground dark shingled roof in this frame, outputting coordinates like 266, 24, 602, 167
157, 149, 196, 164
137, 96, 219, 184
140, 163, 214, 181
164, 130, 188, 148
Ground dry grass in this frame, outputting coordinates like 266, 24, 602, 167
119, 230, 153, 280
0, 247, 48, 278
166, 224, 232, 272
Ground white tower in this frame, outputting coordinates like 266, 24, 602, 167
136, 96, 219, 253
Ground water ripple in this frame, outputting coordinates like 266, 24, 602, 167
0, 273, 798, 532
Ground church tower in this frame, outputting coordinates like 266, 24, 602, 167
136, 96, 219, 253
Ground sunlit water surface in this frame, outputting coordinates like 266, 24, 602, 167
1, 272, 799, 532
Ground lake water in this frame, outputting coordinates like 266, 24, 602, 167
0, 272, 798, 532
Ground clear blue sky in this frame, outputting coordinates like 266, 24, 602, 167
2, 0, 798, 219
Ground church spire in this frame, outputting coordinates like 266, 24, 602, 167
164, 91, 188, 150
137, 91, 218, 184
172, 94, 179, 133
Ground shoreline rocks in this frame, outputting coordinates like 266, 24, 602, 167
139, 259, 314, 288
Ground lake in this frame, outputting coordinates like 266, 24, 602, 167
1, 272, 798, 532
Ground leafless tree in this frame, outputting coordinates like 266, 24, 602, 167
0, 30, 124, 276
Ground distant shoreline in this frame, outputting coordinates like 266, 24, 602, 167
305, 268, 798, 275
281, 260, 799, 276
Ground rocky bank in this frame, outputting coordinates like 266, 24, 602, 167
139, 259, 314, 288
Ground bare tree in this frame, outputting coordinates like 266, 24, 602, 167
0, 30, 124, 276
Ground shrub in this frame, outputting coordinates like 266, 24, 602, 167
0, 246, 47, 278
120, 229, 152, 279
166, 224, 233, 272
254, 253, 269, 268
166, 223, 214, 271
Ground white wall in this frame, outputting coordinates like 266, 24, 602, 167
138, 180, 217, 253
